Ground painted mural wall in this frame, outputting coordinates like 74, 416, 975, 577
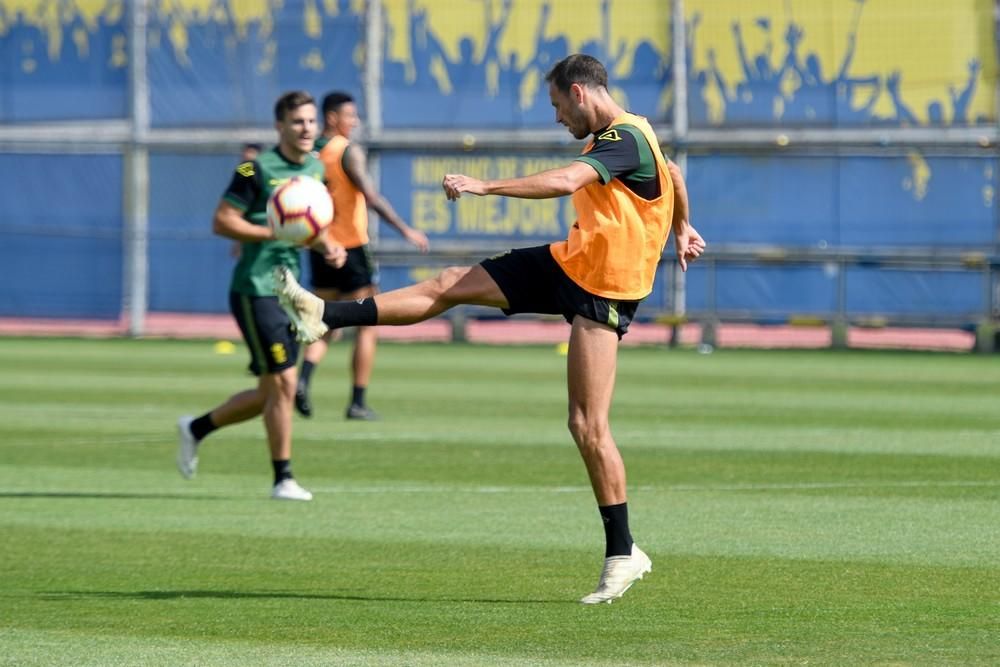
0, 0, 996, 319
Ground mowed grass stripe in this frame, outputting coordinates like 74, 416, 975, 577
2, 628, 642, 667
4, 526, 998, 664
2, 463, 997, 567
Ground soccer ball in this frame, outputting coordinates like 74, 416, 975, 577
266, 176, 334, 245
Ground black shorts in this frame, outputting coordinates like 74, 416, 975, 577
229, 292, 300, 376
310, 244, 378, 293
479, 244, 640, 339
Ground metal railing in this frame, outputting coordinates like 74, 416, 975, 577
370, 243, 1000, 352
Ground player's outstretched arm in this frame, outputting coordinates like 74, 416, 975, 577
442, 161, 599, 200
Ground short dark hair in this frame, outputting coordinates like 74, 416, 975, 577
545, 54, 608, 93
322, 91, 355, 117
242, 142, 262, 152
274, 91, 315, 122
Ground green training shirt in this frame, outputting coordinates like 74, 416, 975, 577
221, 146, 326, 296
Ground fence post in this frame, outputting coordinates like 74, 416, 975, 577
364, 0, 384, 246
123, 0, 150, 337
450, 308, 468, 343
975, 321, 996, 353
830, 257, 849, 349
669, 0, 688, 348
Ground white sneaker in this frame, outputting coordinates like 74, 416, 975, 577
579, 544, 652, 605
271, 478, 313, 501
176, 415, 198, 480
273, 266, 328, 343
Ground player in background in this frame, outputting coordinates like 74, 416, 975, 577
176, 91, 345, 501
275, 55, 705, 601
295, 91, 430, 421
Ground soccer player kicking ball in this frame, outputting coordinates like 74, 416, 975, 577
275, 54, 705, 602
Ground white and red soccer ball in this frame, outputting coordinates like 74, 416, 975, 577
266, 176, 334, 245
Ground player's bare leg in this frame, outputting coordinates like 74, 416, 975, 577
180, 366, 310, 499
567, 316, 651, 604
177, 389, 264, 479
346, 323, 379, 419
259, 370, 295, 461
208, 389, 266, 426
260, 368, 312, 500
275, 265, 507, 340
340, 284, 380, 420
566, 317, 625, 505
370, 266, 507, 323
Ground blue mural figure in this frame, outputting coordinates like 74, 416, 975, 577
783, 21, 880, 125
378, 0, 445, 127
528, 3, 568, 76
85, 12, 128, 116
324, 0, 363, 97
270, 0, 362, 98
381, 13, 408, 88
382, 0, 496, 125
685, 11, 710, 126
729, 19, 790, 122
406, 0, 441, 91
0, 2, 124, 121
579, 0, 626, 76
516, 3, 570, 123
886, 70, 920, 126
7, 11, 50, 119
927, 100, 945, 126
429, 0, 511, 97
950, 59, 980, 125
0, 8, 11, 118
619, 40, 668, 117
413, 0, 512, 124
173, 0, 240, 119
706, 48, 759, 125
498, 51, 527, 112
732, 19, 782, 120
888, 58, 980, 127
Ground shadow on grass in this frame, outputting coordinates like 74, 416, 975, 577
41, 589, 573, 605
0, 492, 230, 501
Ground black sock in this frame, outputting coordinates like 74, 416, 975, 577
599, 502, 633, 558
272, 459, 293, 485
299, 360, 316, 387
351, 385, 366, 406
323, 298, 378, 328
189, 413, 217, 442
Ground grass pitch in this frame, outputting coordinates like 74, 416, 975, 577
1, 337, 998, 666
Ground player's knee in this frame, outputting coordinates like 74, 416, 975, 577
265, 368, 298, 400
433, 266, 472, 304
435, 266, 467, 288
567, 411, 609, 448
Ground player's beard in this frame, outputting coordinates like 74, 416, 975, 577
564, 108, 590, 140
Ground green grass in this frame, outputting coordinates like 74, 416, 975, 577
1, 337, 999, 666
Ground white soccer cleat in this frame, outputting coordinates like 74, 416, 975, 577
273, 266, 328, 344
271, 478, 314, 501
579, 544, 652, 605
176, 415, 199, 480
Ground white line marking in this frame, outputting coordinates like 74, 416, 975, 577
307, 481, 1000, 495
